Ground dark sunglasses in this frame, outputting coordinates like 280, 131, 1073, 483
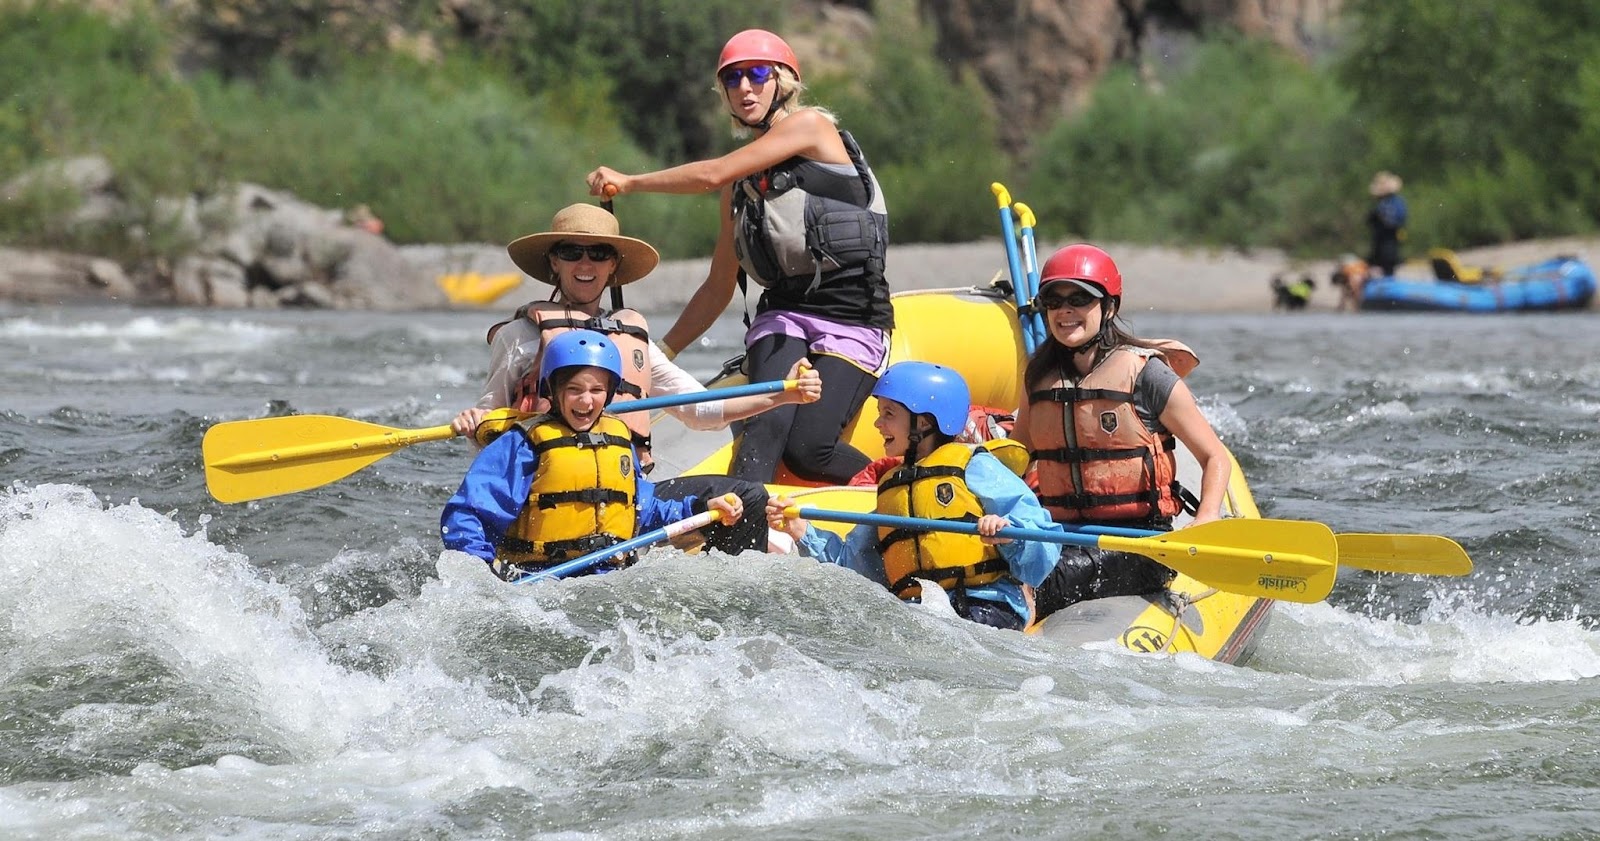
1039, 289, 1099, 310
720, 64, 776, 89
551, 242, 618, 263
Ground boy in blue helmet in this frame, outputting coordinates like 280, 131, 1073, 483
442, 330, 744, 580
766, 362, 1061, 629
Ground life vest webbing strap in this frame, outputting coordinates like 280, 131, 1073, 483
537, 316, 650, 341
886, 557, 1010, 597
1028, 386, 1135, 405
875, 464, 966, 495
531, 431, 634, 453
498, 534, 634, 574
1033, 444, 1145, 463
1040, 489, 1153, 509
874, 513, 980, 556
535, 488, 630, 510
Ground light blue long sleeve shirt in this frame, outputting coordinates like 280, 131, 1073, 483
439, 426, 695, 564
796, 451, 1063, 623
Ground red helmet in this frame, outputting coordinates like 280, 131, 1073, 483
717, 29, 800, 79
1039, 243, 1122, 298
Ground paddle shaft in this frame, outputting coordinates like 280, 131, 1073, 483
212, 378, 798, 471
513, 506, 726, 583
1012, 201, 1046, 350
990, 183, 1037, 354
601, 187, 624, 311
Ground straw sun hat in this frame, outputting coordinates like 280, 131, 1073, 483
506, 203, 660, 286
1369, 171, 1403, 197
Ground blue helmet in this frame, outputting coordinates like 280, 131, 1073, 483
872, 361, 970, 437
539, 329, 624, 402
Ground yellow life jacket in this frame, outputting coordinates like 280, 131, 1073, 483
876, 442, 1008, 600
498, 413, 638, 569
1027, 341, 1197, 525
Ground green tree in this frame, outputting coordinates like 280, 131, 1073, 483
1339, 0, 1600, 243
484, 0, 781, 162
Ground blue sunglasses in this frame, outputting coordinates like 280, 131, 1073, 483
720, 64, 777, 89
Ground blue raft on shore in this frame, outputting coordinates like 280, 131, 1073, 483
1359, 256, 1596, 313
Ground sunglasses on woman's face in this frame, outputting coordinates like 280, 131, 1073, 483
720, 64, 776, 89
551, 242, 618, 263
1039, 289, 1099, 310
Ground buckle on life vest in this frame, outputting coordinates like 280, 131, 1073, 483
571, 431, 609, 448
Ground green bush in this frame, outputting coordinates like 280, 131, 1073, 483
1339, 0, 1600, 247
1027, 39, 1368, 256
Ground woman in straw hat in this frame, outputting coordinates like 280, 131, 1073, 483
585, 28, 891, 486
451, 203, 820, 556
1366, 171, 1407, 277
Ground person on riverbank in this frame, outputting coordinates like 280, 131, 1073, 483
585, 28, 891, 486
452, 203, 820, 555
1013, 244, 1232, 620
766, 362, 1060, 630
1366, 171, 1407, 277
442, 330, 745, 580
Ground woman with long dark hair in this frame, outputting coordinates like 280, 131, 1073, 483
1014, 244, 1231, 619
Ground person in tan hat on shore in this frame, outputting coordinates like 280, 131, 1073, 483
1366, 171, 1407, 277
450, 202, 820, 557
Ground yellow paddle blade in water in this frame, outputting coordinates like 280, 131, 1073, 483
1103, 518, 1340, 604
1334, 533, 1474, 577
201, 410, 516, 503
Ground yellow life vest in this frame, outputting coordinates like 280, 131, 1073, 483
1027, 341, 1197, 524
875, 442, 1008, 600
498, 413, 638, 569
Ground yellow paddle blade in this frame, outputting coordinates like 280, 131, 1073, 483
1335, 533, 1474, 577
204, 413, 471, 503
1103, 518, 1339, 604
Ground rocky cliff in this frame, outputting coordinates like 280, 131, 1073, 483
919, 0, 1345, 152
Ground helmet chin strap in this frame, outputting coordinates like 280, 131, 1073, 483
732, 90, 792, 131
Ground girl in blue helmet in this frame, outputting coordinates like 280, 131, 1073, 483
442, 330, 745, 580
766, 362, 1062, 630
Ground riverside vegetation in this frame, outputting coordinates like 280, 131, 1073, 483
4, 0, 1600, 270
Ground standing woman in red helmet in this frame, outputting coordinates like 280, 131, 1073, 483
586, 29, 892, 486
1014, 244, 1232, 619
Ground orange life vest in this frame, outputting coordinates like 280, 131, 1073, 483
1026, 341, 1198, 524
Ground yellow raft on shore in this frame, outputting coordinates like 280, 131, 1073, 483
664, 283, 1275, 665
437, 271, 525, 307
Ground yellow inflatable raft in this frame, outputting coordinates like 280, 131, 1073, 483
437, 272, 525, 307
669, 283, 1274, 665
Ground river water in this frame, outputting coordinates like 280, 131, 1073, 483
2, 300, 1597, 840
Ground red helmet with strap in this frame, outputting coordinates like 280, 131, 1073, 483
717, 29, 800, 79
1039, 244, 1122, 298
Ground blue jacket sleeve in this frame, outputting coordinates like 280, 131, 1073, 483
797, 522, 889, 587
634, 451, 699, 532
440, 430, 539, 562
965, 451, 1064, 588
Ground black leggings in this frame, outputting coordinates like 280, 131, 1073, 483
729, 333, 877, 484
1032, 546, 1177, 622
652, 474, 769, 554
